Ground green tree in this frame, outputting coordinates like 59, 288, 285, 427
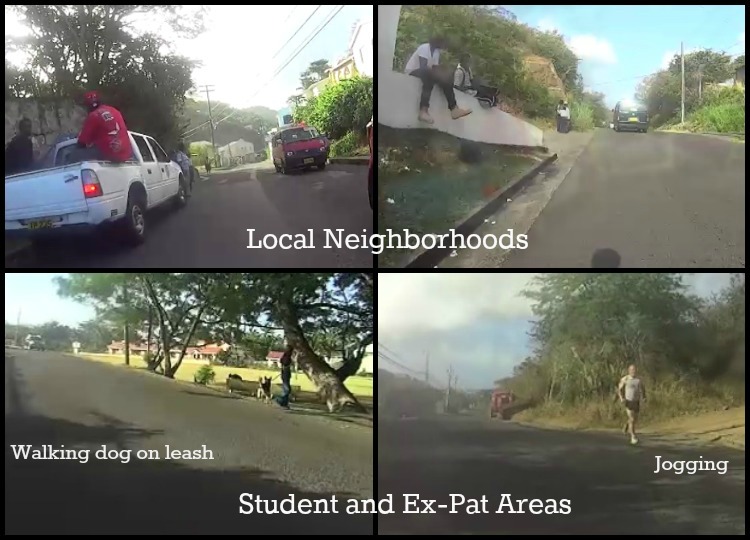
300, 59, 331, 89
7, 5, 203, 145
56, 273, 373, 412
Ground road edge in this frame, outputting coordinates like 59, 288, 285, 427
401, 152, 559, 269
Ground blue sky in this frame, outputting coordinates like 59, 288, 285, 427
5, 273, 95, 327
506, 5, 745, 107
378, 273, 734, 390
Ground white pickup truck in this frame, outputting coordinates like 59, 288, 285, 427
5, 130, 189, 246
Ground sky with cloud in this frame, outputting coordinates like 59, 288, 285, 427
506, 5, 745, 107
378, 273, 734, 390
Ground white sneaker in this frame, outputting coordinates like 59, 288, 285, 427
418, 110, 434, 124
630, 437, 639, 445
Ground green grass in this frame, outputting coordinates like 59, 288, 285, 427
377, 126, 540, 267
82, 353, 373, 398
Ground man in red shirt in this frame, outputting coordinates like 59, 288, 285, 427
75, 90, 132, 162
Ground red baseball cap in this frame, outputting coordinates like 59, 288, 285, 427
83, 90, 100, 107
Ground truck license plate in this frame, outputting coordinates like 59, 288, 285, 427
28, 219, 53, 230
303, 158, 314, 164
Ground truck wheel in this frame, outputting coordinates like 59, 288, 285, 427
174, 178, 188, 209
123, 193, 147, 245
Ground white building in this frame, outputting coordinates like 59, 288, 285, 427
350, 18, 373, 77
217, 139, 255, 167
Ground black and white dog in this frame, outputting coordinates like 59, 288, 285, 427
256, 377, 273, 403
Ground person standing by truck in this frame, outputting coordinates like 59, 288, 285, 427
5, 118, 34, 175
75, 90, 132, 162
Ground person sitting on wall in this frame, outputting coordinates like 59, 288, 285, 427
453, 53, 499, 109
404, 36, 472, 124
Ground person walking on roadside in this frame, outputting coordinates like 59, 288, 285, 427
5, 118, 34, 175
275, 344, 295, 409
618, 364, 646, 445
404, 36, 472, 124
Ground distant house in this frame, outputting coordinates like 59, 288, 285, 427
303, 78, 332, 100
349, 17, 373, 78
217, 139, 255, 167
107, 341, 228, 362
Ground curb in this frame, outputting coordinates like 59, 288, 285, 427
329, 156, 368, 165
403, 152, 559, 269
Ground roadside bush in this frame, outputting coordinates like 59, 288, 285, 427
329, 131, 360, 157
193, 365, 215, 385
570, 100, 594, 131
294, 76, 372, 139
687, 86, 745, 133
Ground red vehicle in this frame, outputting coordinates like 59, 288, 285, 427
489, 389, 515, 419
367, 116, 373, 209
271, 123, 328, 174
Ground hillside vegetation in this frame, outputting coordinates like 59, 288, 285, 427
502, 274, 745, 427
639, 49, 745, 135
393, 5, 609, 128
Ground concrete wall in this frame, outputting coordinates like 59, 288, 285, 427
5, 98, 86, 164
377, 5, 543, 148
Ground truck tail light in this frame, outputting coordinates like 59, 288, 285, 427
81, 169, 103, 198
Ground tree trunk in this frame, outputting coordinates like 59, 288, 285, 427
170, 302, 208, 377
275, 299, 366, 413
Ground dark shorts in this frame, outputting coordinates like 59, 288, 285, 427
625, 400, 640, 413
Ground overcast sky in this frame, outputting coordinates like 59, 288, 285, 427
5, 5, 372, 111
378, 273, 734, 390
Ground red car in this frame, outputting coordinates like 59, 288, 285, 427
367, 116, 373, 209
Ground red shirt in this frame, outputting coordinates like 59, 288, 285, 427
78, 105, 131, 162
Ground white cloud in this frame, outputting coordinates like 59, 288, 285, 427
567, 35, 617, 64
378, 274, 537, 340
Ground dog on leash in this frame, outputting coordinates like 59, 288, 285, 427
256, 377, 272, 403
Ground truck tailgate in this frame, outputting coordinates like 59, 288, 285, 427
5, 166, 88, 221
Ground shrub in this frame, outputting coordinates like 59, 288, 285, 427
570, 100, 594, 131
294, 76, 372, 139
330, 131, 360, 157
193, 365, 216, 385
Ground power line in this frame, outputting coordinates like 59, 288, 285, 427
213, 5, 344, 127
272, 6, 322, 61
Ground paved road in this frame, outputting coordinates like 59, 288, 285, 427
5, 350, 373, 534
378, 416, 745, 535
447, 130, 744, 268
8, 162, 373, 269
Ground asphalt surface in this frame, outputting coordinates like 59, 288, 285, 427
8, 162, 373, 269
378, 416, 745, 535
446, 130, 745, 268
5, 350, 373, 534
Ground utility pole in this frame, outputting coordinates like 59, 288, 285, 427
680, 41, 685, 124
445, 365, 455, 412
15, 308, 21, 346
123, 283, 130, 367
200, 85, 217, 165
